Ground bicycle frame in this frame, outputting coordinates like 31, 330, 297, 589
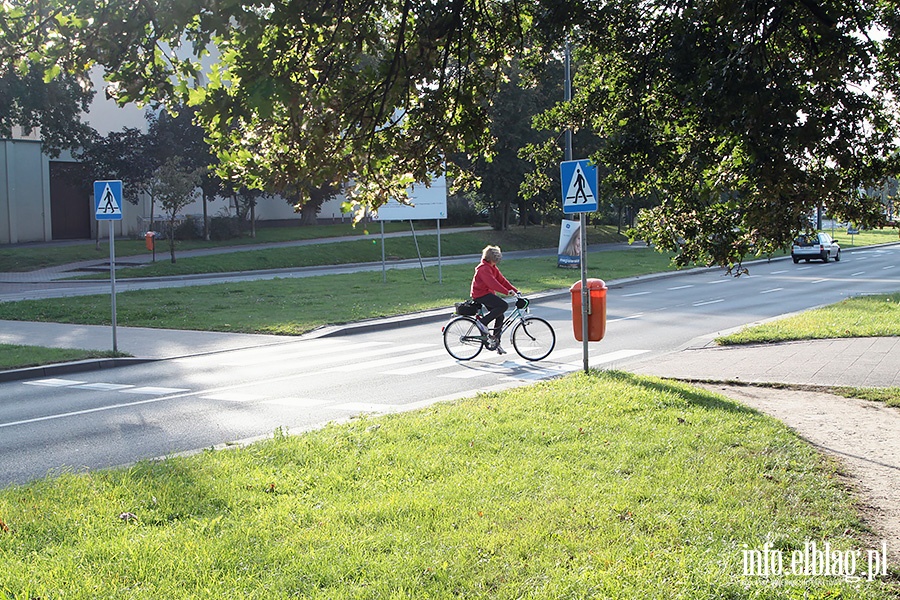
478, 299, 530, 339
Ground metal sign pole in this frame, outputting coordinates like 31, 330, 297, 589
437, 218, 442, 284
381, 220, 386, 283
109, 221, 118, 353
564, 39, 590, 373
580, 213, 589, 373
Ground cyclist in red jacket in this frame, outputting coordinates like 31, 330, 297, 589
470, 245, 518, 354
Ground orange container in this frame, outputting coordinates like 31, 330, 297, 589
570, 278, 607, 341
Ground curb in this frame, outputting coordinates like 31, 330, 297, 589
0, 357, 158, 383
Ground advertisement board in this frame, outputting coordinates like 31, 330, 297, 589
371, 176, 448, 221
557, 219, 581, 268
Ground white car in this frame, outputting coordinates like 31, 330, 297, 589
791, 232, 841, 263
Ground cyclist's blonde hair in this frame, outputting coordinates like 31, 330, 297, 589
482, 245, 502, 263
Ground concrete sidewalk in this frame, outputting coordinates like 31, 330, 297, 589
629, 336, 900, 389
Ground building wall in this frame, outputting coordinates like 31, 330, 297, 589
0, 140, 52, 244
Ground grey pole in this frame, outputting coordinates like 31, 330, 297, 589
565, 40, 590, 373
109, 221, 118, 353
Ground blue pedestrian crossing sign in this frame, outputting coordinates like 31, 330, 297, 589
560, 159, 598, 214
94, 180, 123, 221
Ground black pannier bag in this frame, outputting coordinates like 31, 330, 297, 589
454, 299, 481, 316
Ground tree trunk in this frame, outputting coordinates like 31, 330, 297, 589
168, 215, 177, 263
202, 191, 210, 241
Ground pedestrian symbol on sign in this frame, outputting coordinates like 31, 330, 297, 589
100, 184, 119, 214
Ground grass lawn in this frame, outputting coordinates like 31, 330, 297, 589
69, 226, 625, 279
717, 293, 900, 345
0, 344, 125, 370
0, 249, 676, 337
0, 222, 421, 272
0, 223, 624, 274
1, 371, 896, 598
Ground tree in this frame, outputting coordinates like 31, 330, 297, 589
459, 59, 564, 231
5, 0, 899, 268
76, 127, 157, 206
153, 157, 202, 263
148, 106, 226, 240
281, 181, 342, 227
525, 1, 900, 269
0, 64, 95, 157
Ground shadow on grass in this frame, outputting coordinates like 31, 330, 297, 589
593, 369, 761, 415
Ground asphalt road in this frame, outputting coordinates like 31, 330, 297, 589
2, 244, 899, 486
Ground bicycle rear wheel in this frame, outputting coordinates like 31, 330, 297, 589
511, 317, 555, 361
443, 316, 485, 360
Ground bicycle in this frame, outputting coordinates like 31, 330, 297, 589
442, 295, 556, 361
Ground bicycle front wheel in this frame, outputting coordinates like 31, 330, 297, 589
443, 316, 485, 360
512, 317, 555, 361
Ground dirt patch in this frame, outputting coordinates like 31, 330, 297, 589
699, 384, 899, 566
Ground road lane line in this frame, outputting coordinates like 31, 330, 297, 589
759, 288, 783, 294
607, 313, 643, 323
667, 285, 693, 290
693, 298, 725, 306
851, 271, 865, 276
622, 291, 650, 297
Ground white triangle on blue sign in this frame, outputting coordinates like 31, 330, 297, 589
563, 163, 596, 207
98, 183, 122, 216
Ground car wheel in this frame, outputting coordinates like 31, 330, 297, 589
822, 251, 829, 262
834, 249, 841, 262
792, 256, 800, 264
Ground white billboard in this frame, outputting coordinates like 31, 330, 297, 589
371, 176, 448, 221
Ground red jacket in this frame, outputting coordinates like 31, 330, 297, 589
470, 260, 517, 299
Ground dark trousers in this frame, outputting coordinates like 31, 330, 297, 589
474, 293, 508, 336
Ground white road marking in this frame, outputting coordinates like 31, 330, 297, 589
122, 386, 190, 395
693, 298, 725, 306
608, 313, 643, 323
76, 383, 135, 391
759, 288, 783, 294
622, 291, 650, 297
23, 379, 86, 387
317, 346, 441, 373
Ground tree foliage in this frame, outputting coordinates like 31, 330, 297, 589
153, 156, 202, 262
3, 0, 899, 267
0, 65, 94, 156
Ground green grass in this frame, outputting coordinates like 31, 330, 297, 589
1, 371, 895, 598
832, 387, 900, 409
69, 226, 624, 279
0, 344, 126, 370
0, 249, 675, 336
0, 222, 454, 272
824, 225, 899, 248
0, 223, 620, 273
717, 293, 900, 345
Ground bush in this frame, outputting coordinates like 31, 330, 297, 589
446, 196, 479, 226
174, 216, 203, 241
209, 216, 244, 240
